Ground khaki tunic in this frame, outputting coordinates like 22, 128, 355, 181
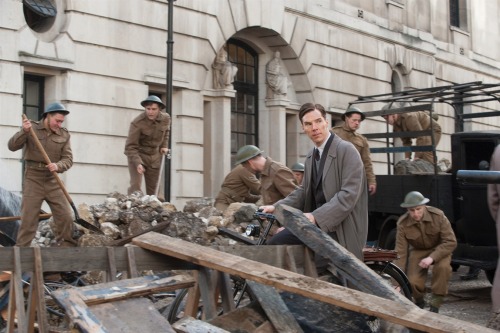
215, 164, 261, 211
8, 120, 75, 246
395, 206, 457, 299
124, 111, 171, 195
260, 157, 297, 205
393, 111, 442, 163
331, 124, 376, 187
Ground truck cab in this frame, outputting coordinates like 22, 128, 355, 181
349, 82, 500, 282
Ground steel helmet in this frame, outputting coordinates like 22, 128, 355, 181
400, 191, 430, 208
290, 162, 305, 172
235, 145, 263, 165
342, 106, 365, 121
141, 95, 165, 110
42, 102, 69, 117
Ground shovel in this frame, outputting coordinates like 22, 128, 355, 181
22, 114, 103, 234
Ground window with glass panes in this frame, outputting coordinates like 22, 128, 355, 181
227, 39, 258, 165
23, 75, 45, 120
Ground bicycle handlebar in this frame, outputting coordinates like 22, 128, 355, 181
253, 211, 277, 220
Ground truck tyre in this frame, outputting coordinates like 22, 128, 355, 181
384, 228, 397, 250
486, 269, 496, 284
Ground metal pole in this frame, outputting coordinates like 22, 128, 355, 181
165, 0, 175, 202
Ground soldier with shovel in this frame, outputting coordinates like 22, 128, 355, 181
8, 103, 76, 247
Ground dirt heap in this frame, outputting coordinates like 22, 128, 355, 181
34, 191, 262, 248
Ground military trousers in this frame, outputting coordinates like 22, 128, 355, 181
406, 248, 452, 300
127, 160, 160, 196
17, 168, 75, 247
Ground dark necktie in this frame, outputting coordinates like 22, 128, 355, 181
314, 148, 320, 161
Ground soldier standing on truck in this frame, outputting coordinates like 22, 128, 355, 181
394, 191, 457, 313
382, 103, 442, 164
332, 106, 377, 195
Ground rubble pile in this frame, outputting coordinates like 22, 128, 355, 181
34, 191, 262, 248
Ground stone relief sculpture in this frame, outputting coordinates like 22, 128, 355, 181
212, 46, 238, 89
266, 51, 288, 97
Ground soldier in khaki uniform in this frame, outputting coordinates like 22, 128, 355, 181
332, 106, 377, 195
8, 103, 76, 247
124, 96, 171, 196
382, 106, 442, 164
258, 156, 297, 205
394, 191, 457, 313
214, 145, 262, 211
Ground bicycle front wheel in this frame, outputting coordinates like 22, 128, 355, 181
366, 261, 412, 300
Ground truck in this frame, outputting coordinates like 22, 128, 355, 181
349, 82, 500, 283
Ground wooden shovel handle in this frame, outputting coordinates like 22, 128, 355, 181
21, 114, 74, 206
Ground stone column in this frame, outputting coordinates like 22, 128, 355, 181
203, 89, 236, 199
266, 98, 290, 163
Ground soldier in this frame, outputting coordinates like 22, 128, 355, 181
394, 191, 457, 313
332, 106, 377, 195
124, 95, 171, 196
8, 103, 76, 247
382, 103, 441, 164
290, 162, 305, 185
214, 145, 262, 211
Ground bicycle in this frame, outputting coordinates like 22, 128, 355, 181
166, 211, 412, 323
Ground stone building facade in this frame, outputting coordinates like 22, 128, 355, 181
1, 0, 499, 209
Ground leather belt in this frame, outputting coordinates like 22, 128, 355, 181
25, 160, 47, 169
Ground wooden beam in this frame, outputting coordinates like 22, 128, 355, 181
246, 281, 303, 333
132, 232, 497, 333
0, 246, 195, 272
173, 316, 230, 333
274, 204, 410, 304
63, 274, 194, 306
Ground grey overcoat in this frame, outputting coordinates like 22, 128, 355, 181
277, 134, 368, 260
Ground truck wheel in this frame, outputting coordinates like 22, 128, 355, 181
384, 228, 397, 250
486, 269, 496, 284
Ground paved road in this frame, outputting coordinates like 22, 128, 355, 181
437, 266, 493, 328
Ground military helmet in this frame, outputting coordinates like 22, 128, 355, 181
400, 191, 430, 208
235, 145, 263, 165
141, 95, 165, 110
290, 162, 305, 172
342, 106, 365, 121
42, 102, 69, 117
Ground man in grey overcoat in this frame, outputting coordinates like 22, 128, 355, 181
260, 102, 368, 262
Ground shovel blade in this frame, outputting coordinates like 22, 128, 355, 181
75, 218, 103, 234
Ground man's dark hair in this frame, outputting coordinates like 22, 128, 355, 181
298, 103, 326, 123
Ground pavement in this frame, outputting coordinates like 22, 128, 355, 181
436, 266, 493, 328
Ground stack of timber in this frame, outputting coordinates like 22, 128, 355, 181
0, 205, 495, 332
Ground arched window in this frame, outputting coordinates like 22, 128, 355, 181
226, 39, 258, 164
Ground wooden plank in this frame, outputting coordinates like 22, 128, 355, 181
106, 247, 117, 282
217, 271, 235, 314
0, 246, 196, 272
184, 271, 201, 318
197, 267, 218, 320
274, 204, 410, 305
172, 316, 230, 333
132, 232, 497, 333
52, 288, 107, 333
246, 280, 303, 333
0, 272, 11, 283
7, 247, 26, 333
70, 274, 194, 306
126, 246, 138, 278
207, 301, 273, 333
27, 247, 48, 333
216, 245, 307, 273
89, 297, 175, 333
